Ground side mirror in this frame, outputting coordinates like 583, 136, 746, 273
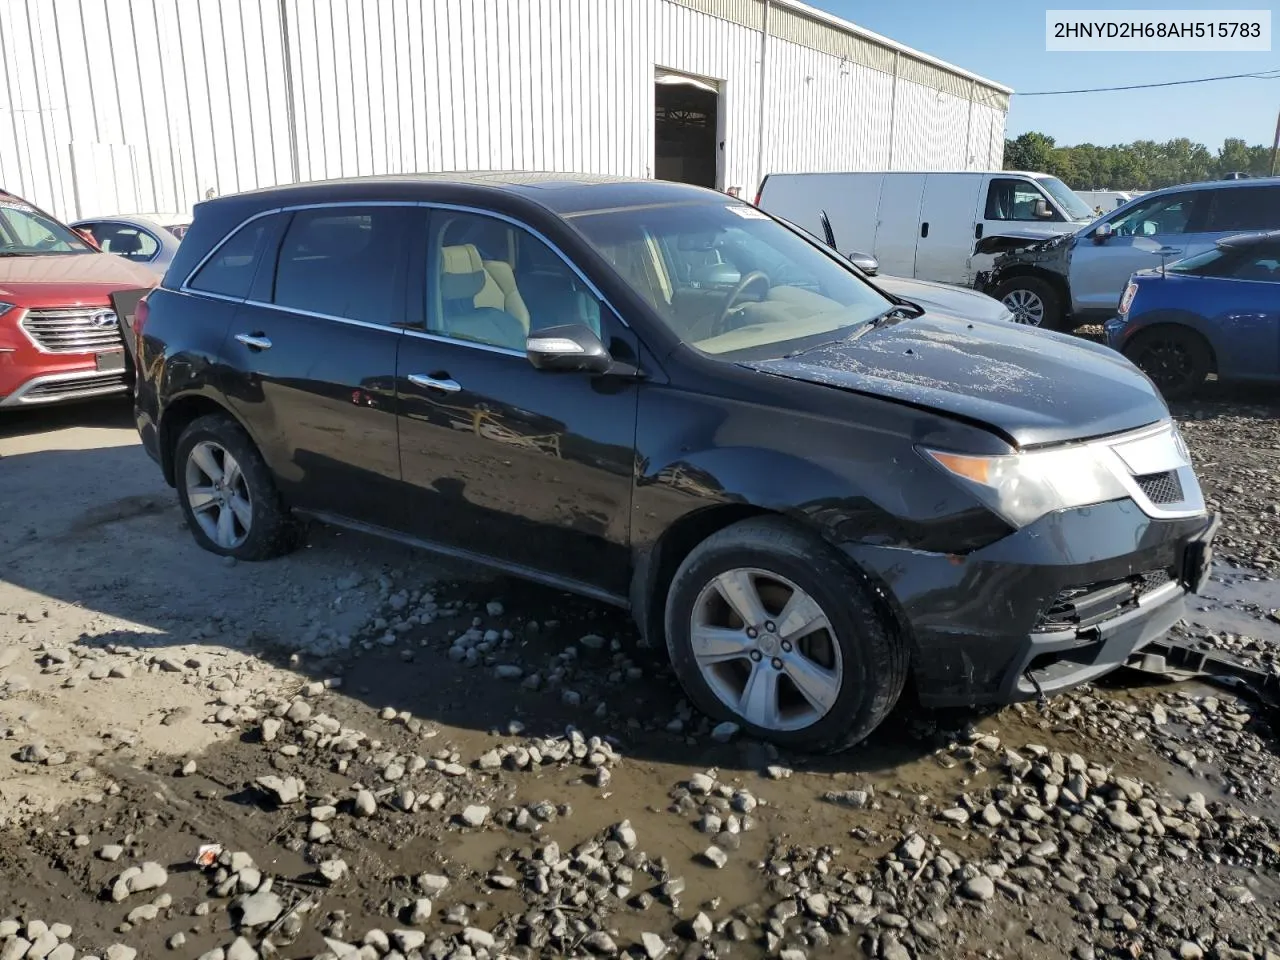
1033, 199, 1053, 220
1092, 222, 1113, 243
526, 323, 613, 374
846, 250, 879, 276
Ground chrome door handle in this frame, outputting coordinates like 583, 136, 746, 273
408, 374, 461, 393
234, 333, 272, 350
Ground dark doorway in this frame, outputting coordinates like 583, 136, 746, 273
654, 73, 720, 189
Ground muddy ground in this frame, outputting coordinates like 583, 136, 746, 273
1, 390, 1279, 960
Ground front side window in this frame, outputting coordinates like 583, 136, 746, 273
188, 219, 273, 298
1205, 186, 1280, 233
1109, 192, 1201, 237
272, 207, 412, 324
0, 199, 93, 255
426, 211, 603, 352
569, 201, 893, 356
83, 222, 160, 262
984, 179, 1058, 222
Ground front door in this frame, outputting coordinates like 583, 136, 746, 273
221, 205, 412, 529
395, 208, 640, 600
1069, 189, 1210, 314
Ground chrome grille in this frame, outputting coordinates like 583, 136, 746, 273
21, 307, 122, 353
1134, 470, 1184, 505
21, 372, 126, 400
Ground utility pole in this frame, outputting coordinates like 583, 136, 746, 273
1271, 107, 1280, 177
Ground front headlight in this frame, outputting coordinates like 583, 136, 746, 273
0, 302, 15, 318
920, 443, 1130, 528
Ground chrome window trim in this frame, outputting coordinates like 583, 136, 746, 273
402, 327, 526, 359
239, 299, 409, 335
175, 199, 628, 332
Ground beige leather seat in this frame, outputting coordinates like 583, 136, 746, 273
440, 244, 530, 331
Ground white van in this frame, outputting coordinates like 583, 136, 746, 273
756, 171, 1096, 288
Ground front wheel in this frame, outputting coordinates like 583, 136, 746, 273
663, 517, 907, 753
174, 413, 301, 561
996, 275, 1065, 331
1122, 326, 1212, 402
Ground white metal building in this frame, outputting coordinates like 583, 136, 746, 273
0, 0, 1010, 224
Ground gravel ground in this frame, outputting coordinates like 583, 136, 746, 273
1, 390, 1279, 960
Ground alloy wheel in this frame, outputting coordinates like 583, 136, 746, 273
689, 567, 843, 732
1135, 338, 1197, 393
1002, 288, 1044, 326
184, 440, 253, 549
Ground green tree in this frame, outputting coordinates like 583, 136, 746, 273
1004, 131, 1056, 172
1002, 132, 1274, 189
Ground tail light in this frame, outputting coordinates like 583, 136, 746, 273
1118, 281, 1138, 317
133, 295, 150, 354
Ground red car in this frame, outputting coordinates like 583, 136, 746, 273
0, 189, 156, 408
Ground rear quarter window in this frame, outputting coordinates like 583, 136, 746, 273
1206, 186, 1280, 233
187, 218, 274, 298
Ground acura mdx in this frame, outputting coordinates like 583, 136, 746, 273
135, 173, 1217, 751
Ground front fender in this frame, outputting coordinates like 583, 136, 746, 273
635, 443, 1010, 558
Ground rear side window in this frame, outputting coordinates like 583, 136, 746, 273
188, 219, 271, 297
271, 207, 411, 324
1205, 186, 1280, 233
84, 222, 160, 262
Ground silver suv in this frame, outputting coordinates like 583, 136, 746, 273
983, 177, 1280, 330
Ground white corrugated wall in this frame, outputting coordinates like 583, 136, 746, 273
0, 0, 1008, 222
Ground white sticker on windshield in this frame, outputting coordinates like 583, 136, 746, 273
726, 204, 769, 219
0, 199, 34, 212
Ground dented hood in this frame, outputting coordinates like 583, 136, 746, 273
741, 313, 1170, 448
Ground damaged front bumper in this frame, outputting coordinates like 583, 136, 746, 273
843, 502, 1219, 707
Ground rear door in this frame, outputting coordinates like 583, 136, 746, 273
394, 207, 640, 598
872, 174, 926, 277
1069, 189, 1209, 313
915, 173, 983, 284
220, 204, 411, 529
1206, 241, 1280, 380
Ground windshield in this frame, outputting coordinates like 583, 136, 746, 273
1036, 177, 1095, 222
568, 201, 893, 355
0, 199, 93, 255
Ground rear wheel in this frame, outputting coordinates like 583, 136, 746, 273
663, 517, 907, 753
1123, 326, 1211, 401
174, 414, 300, 561
996, 275, 1065, 330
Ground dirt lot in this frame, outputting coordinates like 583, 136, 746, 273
2, 393, 1279, 960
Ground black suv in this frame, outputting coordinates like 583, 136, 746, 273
135, 174, 1217, 752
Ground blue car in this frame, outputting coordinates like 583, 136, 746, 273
1105, 230, 1280, 400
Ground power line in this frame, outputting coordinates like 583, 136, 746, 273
1016, 68, 1280, 96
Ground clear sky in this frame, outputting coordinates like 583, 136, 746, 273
811, 0, 1279, 150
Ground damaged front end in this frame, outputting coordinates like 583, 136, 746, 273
975, 231, 1075, 296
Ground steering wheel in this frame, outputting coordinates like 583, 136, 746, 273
708, 270, 770, 337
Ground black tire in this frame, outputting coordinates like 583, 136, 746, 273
995, 275, 1066, 331
1123, 326, 1212, 402
663, 517, 907, 753
173, 413, 301, 561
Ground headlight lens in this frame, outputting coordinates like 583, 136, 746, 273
0, 301, 14, 318
921, 444, 1130, 528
